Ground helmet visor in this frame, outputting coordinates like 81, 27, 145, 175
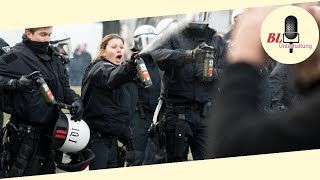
134, 34, 157, 51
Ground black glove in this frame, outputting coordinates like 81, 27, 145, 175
6, 75, 33, 91
192, 45, 206, 63
186, 44, 207, 63
71, 98, 84, 122
127, 52, 138, 71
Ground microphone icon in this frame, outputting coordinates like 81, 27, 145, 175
283, 15, 299, 53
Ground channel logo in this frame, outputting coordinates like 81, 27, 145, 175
261, 6, 319, 64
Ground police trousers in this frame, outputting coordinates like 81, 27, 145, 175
126, 109, 153, 166
161, 105, 208, 162
87, 132, 118, 170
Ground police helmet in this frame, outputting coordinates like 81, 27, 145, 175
55, 149, 95, 173
132, 25, 157, 52
186, 12, 211, 24
50, 32, 73, 58
53, 112, 90, 153
156, 18, 176, 34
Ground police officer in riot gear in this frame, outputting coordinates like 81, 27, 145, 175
148, 12, 227, 162
0, 27, 83, 177
125, 25, 161, 166
0, 37, 10, 132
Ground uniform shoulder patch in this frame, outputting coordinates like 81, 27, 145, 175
0, 52, 17, 64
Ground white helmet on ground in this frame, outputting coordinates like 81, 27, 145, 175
52, 112, 90, 153
131, 25, 157, 52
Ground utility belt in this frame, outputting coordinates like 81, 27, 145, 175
165, 101, 204, 110
91, 128, 117, 140
1, 122, 43, 144
10, 116, 53, 135
164, 100, 212, 117
0, 122, 44, 178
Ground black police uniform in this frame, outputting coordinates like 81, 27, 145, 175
0, 38, 10, 132
126, 53, 161, 166
81, 56, 137, 169
148, 23, 227, 162
0, 35, 81, 177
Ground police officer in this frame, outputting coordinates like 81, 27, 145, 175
81, 34, 137, 169
0, 37, 10, 131
0, 27, 83, 177
125, 25, 161, 166
148, 12, 227, 162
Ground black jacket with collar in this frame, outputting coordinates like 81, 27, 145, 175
0, 41, 80, 125
81, 56, 137, 141
148, 23, 227, 104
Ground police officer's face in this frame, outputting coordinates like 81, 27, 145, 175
102, 38, 125, 65
26, 27, 53, 42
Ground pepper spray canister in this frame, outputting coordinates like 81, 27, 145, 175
135, 57, 153, 88
27, 71, 56, 105
201, 46, 216, 82
35, 76, 56, 105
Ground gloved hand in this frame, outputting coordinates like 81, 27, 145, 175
71, 98, 84, 122
7, 75, 33, 91
186, 44, 207, 63
128, 52, 139, 71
